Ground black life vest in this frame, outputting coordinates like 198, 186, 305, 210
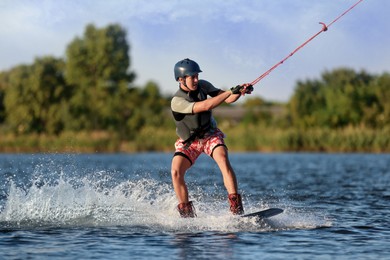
171, 87, 213, 143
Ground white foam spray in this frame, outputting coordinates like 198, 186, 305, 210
0, 171, 331, 232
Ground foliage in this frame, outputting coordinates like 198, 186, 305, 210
1, 126, 388, 153
288, 68, 388, 128
0, 23, 171, 141
224, 125, 389, 153
3, 57, 69, 134
0, 22, 389, 153
0, 72, 7, 124
65, 23, 136, 133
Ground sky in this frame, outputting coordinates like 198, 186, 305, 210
0, 0, 389, 101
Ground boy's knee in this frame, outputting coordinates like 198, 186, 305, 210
171, 168, 184, 181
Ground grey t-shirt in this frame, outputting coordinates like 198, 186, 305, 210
171, 80, 221, 114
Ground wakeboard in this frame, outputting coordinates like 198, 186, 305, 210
241, 208, 283, 219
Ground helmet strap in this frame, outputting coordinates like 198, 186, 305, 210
180, 77, 191, 91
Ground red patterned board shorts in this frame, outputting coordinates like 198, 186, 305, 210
174, 128, 227, 165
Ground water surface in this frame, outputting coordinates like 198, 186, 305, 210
0, 153, 389, 259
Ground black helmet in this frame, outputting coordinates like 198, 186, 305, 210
174, 58, 202, 81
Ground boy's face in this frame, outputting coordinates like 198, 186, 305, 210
180, 74, 199, 91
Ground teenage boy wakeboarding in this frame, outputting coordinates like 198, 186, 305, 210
170, 58, 253, 217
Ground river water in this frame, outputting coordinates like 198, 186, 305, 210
0, 153, 389, 259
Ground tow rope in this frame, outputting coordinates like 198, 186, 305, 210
250, 0, 364, 87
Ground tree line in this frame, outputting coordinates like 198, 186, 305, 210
0, 23, 388, 151
288, 69, 389, 129
0, 23, 169, 139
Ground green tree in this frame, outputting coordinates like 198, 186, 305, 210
321, 68, 373, 127
370, 73, 390, 127
65, 23, 136, 131
140, 81, 167, 126
117, 81, 171, 139
288, 78, 325, 127
4, 57, 69, 134
288, 68, 383, 128
0, 72, 7, 124
4, 64, 34, 134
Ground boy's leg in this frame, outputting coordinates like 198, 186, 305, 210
171, 154, 192, 204
212, 145, 238, 194
212, 146, 244, 215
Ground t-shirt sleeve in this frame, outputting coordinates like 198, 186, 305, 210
199, 80, 221, 97
171, 96, 194, 114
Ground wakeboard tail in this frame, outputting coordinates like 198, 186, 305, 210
241, 208, 283, 219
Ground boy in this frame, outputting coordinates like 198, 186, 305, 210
170, 58, 253, 217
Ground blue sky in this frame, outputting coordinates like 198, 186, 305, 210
1, 0, 388, 101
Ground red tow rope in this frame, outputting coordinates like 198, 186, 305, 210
250, 0, 364, 87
